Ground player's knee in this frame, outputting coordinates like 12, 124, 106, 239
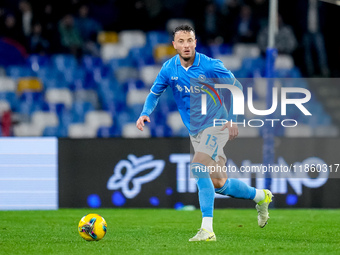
192, 152, 214, 166
211, 178, 227, 189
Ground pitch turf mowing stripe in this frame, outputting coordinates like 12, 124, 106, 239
0, 209, 339, 255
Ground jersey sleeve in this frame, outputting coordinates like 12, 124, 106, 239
140, 92, 160, 117
211, 59, 243, 122
210, 59, 234, 81
150, 64, 169, 95
140, 64, 169, 117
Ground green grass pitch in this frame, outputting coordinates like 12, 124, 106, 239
1, 209, 339, 254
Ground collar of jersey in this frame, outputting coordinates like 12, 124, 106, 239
175, 51, 200, 67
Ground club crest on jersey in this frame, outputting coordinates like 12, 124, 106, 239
198, 74, 206, 81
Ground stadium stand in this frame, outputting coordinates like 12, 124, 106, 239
0, 2, 337, 138
68, 123, 97, 138
0, 101, 10, 117
85, 110, 113, 131
122, 123, 151, 138
97, 31, 119, 44
0, 77, 16, 92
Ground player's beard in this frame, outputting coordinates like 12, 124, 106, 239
180, 51, 194, 62
181, 56, 191, 61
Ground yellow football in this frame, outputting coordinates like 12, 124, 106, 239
78, 213, 107, 241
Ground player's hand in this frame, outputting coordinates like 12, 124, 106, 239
221, 121, 238, 140
136, 115, 150, 131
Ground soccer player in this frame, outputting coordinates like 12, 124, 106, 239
136, 25, 272, 241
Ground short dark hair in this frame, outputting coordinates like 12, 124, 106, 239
172, 24, 195, 40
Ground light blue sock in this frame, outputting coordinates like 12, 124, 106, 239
215, 178, 256, 200
191, 163, 215, 218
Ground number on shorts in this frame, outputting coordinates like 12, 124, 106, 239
205, 134, 217, 148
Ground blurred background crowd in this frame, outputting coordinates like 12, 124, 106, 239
0, 0, 339, 138
1, 0, 339, 76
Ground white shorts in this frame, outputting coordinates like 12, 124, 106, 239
190, 126, 229, 162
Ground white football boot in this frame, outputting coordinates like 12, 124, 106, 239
189, 228, 216, 242
256, 189, 273, 228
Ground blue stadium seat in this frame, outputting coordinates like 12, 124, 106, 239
17, 92, 44, 117
152, 107, 168, 126
209, 44, 232, 58
108, 57, 134, 70
116, 109, 136, 131
63, 67, 86, 85
273, 122, 285, 137
42, 79, 57, 89
316, 113, 331, 126
150, 122, 173, 137
157, 99, 171, 116
97, 125, 118, 137
232, 68, 251, 79
90, 66, 111, 83
122, 79, 145, 93
291, 67, 302, 78
81, 55, 103, 70
17, 101, 42, 117
97, 79, 112, 96
37, 67, 68, 88
70, 76, 96, 91
42, 102, 66, 116
274, 68, 293, 78
101, 101, 116, 116
43, 125, 68, 137
51, 54, 77, 72
274, 67, 302, 78
195, 44, 212, 57
26, 55, 50, 72
57, 125, 69, 137
97, 77, 120, 92
307, 101, 323, 115
177, 126, 189, 137
128, 46, 155, 68
42, 126, 59, 136
97, 78, 126, 112
19, 92, 43, 104
6, 65, 35, 79
71, 101, 95, 123
20, 92, 43, 110
0, 92, 18, 110
130, 104, 144, 120
59, 110, 74, 128
242, 57, 265, 77
146, 31, 171, 48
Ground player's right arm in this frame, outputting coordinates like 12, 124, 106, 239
136, 92, 160, 131
136, 64, 169, 131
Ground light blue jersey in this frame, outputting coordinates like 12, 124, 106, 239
141, 51, 243, 135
